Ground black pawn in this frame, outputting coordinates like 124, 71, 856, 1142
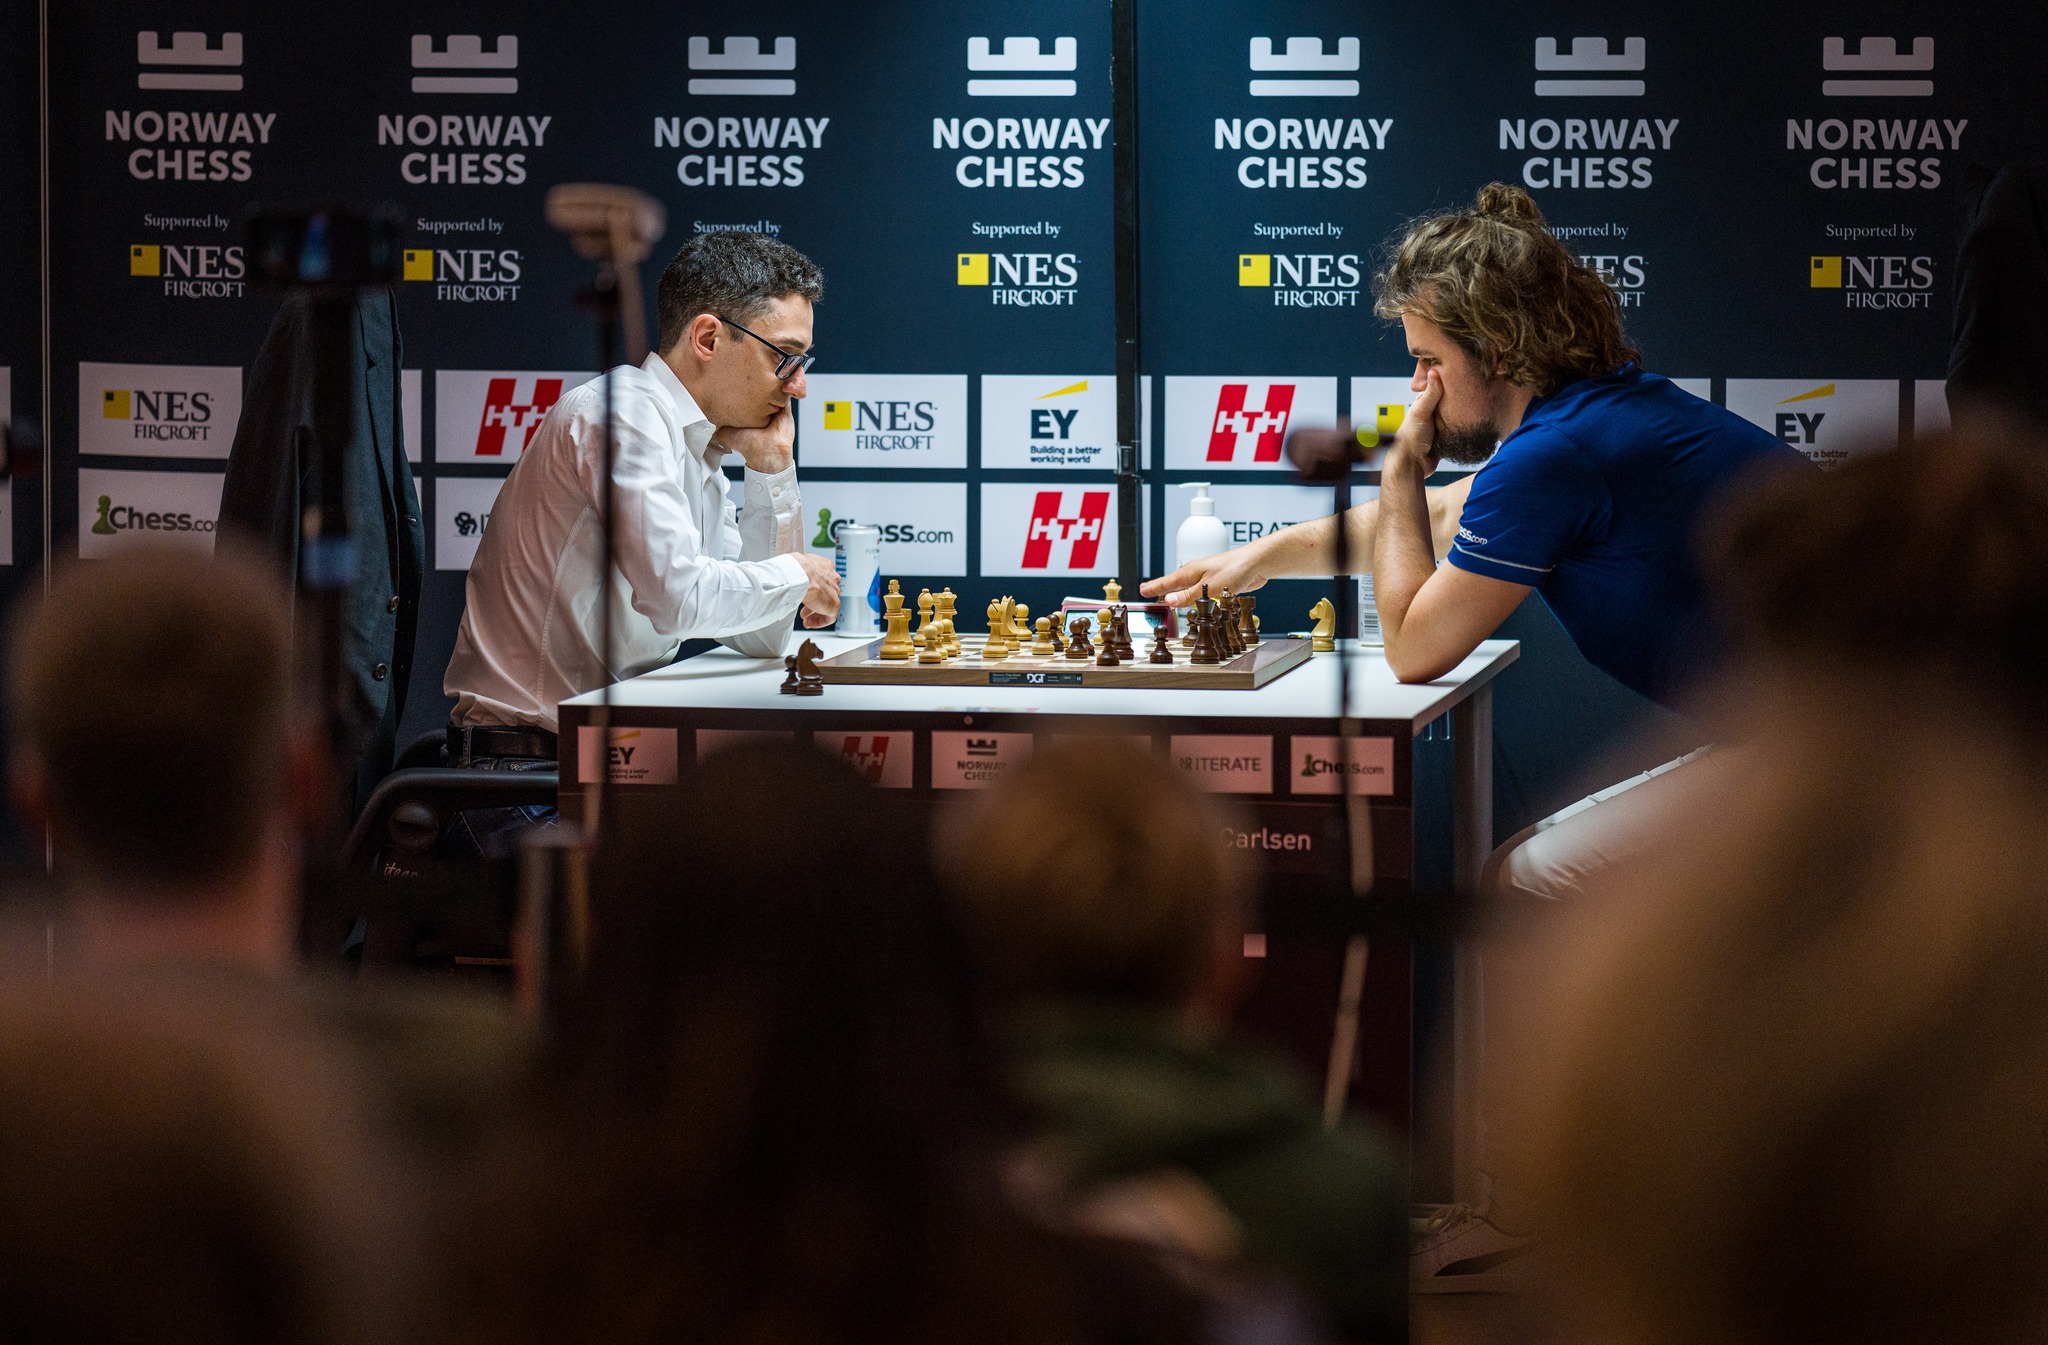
1149, 624, 1175, 664
1065, 616, 1093, 660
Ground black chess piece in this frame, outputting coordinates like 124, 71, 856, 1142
787, 637, 826, 695
779, 654, 803, 693
1189, 607, 1220, 666
1065, 616, 1093, 660
1149, 623, 1175, 664
1238, 593, 1260, 647
1049, 613, 1067, 653
1112, 605, 1135, 660
1095, 612, 1120, 666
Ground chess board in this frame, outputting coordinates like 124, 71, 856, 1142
815, 633, 1314, 690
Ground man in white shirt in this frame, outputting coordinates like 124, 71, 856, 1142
445, 231, 840, 737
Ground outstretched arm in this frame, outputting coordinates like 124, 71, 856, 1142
1139, 474, 1474, 608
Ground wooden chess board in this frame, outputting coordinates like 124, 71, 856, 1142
814, 633, 1314, 690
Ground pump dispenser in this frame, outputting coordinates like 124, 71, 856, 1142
1175, 482, 1229, 569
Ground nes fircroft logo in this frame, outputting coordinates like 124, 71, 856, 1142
957, 251, 1080, 304
1237, 252, 1362, 306
1534, 37, 1645, 97
433, 371, 593, 464
689, 37, 796, 96
1809, 253, 1934, 308
1163, 377, 1336, 470
137, 31, 241, 92
412, 35, 517, 95
1210, 384, 1294, 462
1248, 37, 1359, 98
403, 246, 523, 301
130, 242, 245, 298
78, 363, 242, 460
833, 733, 913, 789
800, 376, 966, 468
968, 36, 1078, 98
1823, 36, 1932, 98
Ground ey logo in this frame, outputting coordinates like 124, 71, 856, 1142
1774, 384, 1833, 443
1022, 490, 1109, 569
1031, 380, 1086, 439
475, 377, 563, 455
1354, 402, 1405, 449
1207, 384, 1295, 462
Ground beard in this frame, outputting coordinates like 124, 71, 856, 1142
1432, 414, 1501, 465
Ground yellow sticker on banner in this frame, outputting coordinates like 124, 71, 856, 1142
956, 253, 989, 285
823, 401, 852, 431
1238, 253, 1271, 287
1356, 402, 1404, 448
403, 249, 435, 282
1810, 256, 1842, 288
129, 245, 161, 277
102, 389, 131, 420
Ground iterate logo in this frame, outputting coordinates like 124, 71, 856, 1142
1171, 734, 1274, 794
833, 733, 914, 789
435, 476, 506, 571
1789, 37, 1962, 190
1166, 483, 1332, 555
957, 250, 1080, 304
129, 241, 245, 298
1725, 379, 1899, 469
1237, 252, 1360, 307
403, 245, 522, 301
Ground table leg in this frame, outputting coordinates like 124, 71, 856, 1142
1451, 684, 1493, 1206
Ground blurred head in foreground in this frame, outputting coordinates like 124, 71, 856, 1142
8, 543, 309, 968
941, 740, 1253, 1021
0, 983, 407, 1345
464, 744, 1120, 1345
1512, 426, 2048, 1344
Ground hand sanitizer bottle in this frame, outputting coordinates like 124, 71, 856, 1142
1175, 482, 1228, 569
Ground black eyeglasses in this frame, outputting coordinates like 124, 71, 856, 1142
719, 315, 815, 381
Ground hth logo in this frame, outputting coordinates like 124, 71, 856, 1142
1823, 36, 1932, 98
137, 31, 242, 92
836, 734, 912, 787
475, 378, 563, 455
412, 35, 518, 95
1534, 37, 1645, 97
1022, 490, 1109, 569
1207, 384, 1295, 462
968, 36, 1077, 97
1248, 37, 1359, 97
689, 37, 796, 96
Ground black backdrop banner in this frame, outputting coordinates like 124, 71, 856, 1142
23, 2, 2048, 833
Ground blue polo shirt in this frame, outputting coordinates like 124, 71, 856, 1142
1447, 367, 1811, 705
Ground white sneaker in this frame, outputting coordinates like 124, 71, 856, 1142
1410, 1204, 1533, 1290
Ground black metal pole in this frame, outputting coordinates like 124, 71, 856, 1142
1110, 0, 1142, 589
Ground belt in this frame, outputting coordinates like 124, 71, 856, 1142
448, 723, 559, 765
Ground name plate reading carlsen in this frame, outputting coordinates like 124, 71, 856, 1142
1170, 735, 1273, 794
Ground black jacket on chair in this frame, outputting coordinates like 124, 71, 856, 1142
1948, 164, 2048, 428
220, 289, 424, 807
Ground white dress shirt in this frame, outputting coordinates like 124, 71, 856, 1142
446, 352, 808, 730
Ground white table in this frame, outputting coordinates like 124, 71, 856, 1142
559, 635, 1516, 1163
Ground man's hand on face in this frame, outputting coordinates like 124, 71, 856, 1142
712, 405, 795, 474
1390, 371, 1444, 476
792, 551, 841, 628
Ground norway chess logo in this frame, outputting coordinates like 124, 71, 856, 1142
1207, 384, 1295, 462
1534, 37, 1645, 97
474, 377, 562, 456
137, 30, 242, 92
1248, 37, 1359, 98
967, 36, 1078, 97
1823, 36, 1933, 98
689, 37, 797, 96
412, 35, 517, 95
1022, 490, 1109, 569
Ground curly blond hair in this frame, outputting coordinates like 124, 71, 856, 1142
1373, 183, 1639, 395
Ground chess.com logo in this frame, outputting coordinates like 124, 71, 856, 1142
1021, 489, 1109, 569
810, 508, 953, 549
1207, 384, 1294, 462
474, 377, 562, 455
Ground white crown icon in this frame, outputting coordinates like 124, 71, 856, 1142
689, 37, 797, 96
1248, 37, 1359, 97
1823, 37, 1933, 97
136, 31, 242, 91
1534, 37, 1645, 97
411, 36, 517, 94
967, 36, 1077, 97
